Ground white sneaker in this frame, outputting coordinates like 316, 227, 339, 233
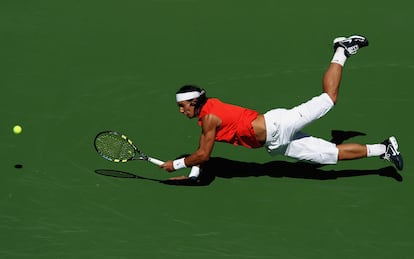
380, 136, 403, 171
333, 35, 369, 57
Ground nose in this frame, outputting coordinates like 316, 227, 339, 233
179, 107, 185, 113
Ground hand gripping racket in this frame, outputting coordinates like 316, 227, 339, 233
94, 131, 164, 166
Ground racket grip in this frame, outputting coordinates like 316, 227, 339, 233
147, 157, 164, 166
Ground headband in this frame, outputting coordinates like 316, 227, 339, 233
176, 91, 203, 102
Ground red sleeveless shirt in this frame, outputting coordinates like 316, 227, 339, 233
197, 98, 262, 148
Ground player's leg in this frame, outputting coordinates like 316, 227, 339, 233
284, 134, 368, 163
337, 136, 403, 170
284, 134, 403, 171
322, 63, 342, 105
284, 35, 370, 130
284, 134, 339, 164
324, 35, 369, 104
337, 143, 368, 160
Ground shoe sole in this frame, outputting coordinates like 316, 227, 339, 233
333, 35, 368, 45
333, 37, 346, 44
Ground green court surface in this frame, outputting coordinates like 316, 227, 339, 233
1, 1, 413, 258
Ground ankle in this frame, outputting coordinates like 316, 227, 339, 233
331, 47, 347, 66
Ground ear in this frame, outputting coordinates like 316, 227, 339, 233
190, 99, 198, 106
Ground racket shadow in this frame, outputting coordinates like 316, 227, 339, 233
94, 169, 162, 183
94, 169, 203, 186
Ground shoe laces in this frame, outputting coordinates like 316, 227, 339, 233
347, 45, 359, 55
383, 143, 398, 161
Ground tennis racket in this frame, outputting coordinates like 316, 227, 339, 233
94, 131, 164, 166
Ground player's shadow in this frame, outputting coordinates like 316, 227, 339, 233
329, 129, 366, 145
162, 130, 402, 186
161, 158, 402, 186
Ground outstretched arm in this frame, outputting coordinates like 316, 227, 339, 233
160, 114, 220, 172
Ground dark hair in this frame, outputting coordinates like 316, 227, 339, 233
176, 85, 208, 114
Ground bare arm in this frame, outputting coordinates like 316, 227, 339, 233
160, 114, 220, 172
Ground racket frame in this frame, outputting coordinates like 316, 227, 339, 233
94, 131, 164, 165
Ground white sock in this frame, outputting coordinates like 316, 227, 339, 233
331, 47, 347, 66
188, 166, 200, 179
366, 144, 386, 157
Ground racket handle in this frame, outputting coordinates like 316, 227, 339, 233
147, 157, 164, 166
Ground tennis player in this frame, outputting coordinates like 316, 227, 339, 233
160, 35, 403, 179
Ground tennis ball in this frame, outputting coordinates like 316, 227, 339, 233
13, 125, 22, 135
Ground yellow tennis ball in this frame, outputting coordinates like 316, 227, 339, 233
13, 125, 22, 135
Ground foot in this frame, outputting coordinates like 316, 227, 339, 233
380, 136, 403, 171
333, 35, 369, 57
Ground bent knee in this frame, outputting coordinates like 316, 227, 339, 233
326, 93, 337, 105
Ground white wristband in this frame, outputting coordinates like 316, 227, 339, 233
188, 166, 200, 178
173, 158, 187, 170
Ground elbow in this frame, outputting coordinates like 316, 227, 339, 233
195, 150, 210, 164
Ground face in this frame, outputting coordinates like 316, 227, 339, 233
177, 100, 196, 119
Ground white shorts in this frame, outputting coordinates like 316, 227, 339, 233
264, 93, 338, 164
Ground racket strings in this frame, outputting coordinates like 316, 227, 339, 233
95, 133, 135, 161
